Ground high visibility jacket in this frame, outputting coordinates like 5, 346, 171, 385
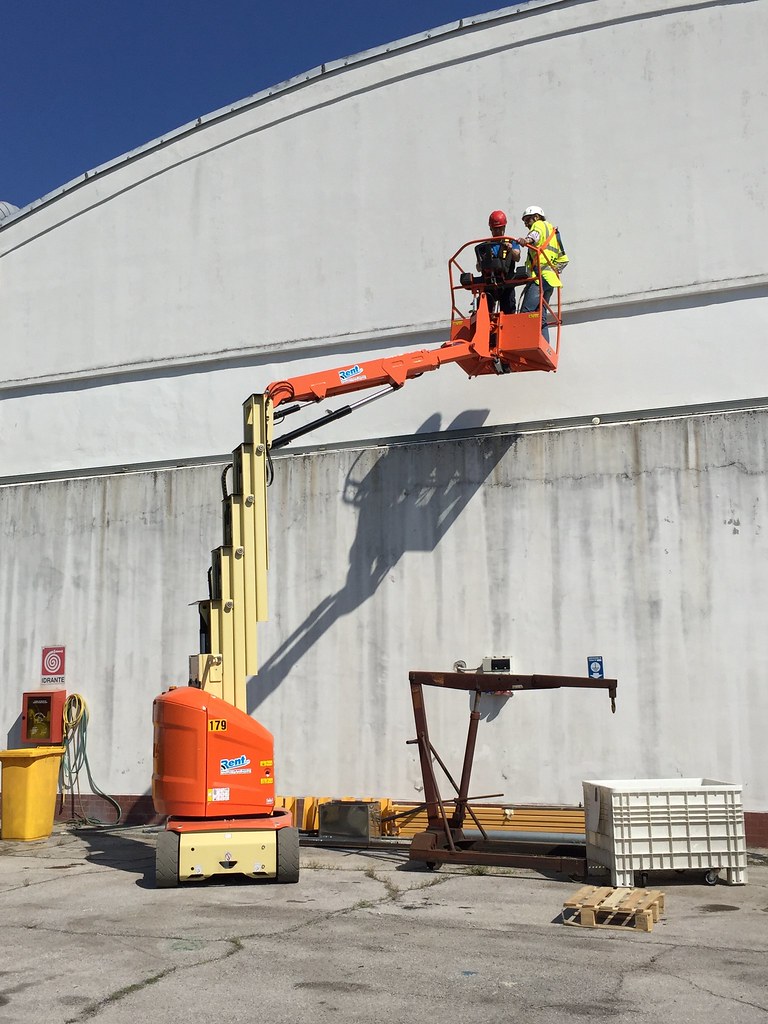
525, 219, 569, 288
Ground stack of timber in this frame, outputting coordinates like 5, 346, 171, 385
562, 885, 666, 933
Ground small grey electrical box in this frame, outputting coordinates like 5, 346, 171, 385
482, 656, 513, 673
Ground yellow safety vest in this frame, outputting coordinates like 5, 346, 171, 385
525, 219, 569, 288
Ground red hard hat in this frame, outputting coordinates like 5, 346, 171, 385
488, 210, 507, 229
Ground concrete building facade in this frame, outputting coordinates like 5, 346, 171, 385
1, 0, 766, 837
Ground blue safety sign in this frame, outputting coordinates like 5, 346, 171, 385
587, 656, 604, 679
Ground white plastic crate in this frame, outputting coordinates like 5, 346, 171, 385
583, 779, 747, 887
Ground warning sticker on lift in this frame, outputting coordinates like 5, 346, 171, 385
207, 787, 230, 802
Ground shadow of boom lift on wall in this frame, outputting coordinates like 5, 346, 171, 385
247, 412, 517, 712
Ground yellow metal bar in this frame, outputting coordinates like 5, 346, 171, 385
235, 447, 259, 675
243, 395, 270, 619
215, 548, 237, 706
380, 803, 587, 837
226, 490, 248, 707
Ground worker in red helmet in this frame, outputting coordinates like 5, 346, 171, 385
488, 210, 508, 233
474, 210, 520, 314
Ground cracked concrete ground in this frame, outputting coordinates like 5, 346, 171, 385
1, 827, 767, 1024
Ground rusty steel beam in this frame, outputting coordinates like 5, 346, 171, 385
408, 845, 588, 875
408, 670, 617, 704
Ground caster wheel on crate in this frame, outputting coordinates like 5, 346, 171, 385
636, 872, 649, 889
704, 869, 720, 886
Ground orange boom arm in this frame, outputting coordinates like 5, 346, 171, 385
266, 339, 483, 409
266, 236, 560, 413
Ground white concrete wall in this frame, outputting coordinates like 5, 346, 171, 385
2, 410, 766, 811
1, 0, 767, 477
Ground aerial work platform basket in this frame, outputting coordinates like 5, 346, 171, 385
448, 235, 562, 373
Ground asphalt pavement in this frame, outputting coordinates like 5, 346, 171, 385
1, 827, 767, 1024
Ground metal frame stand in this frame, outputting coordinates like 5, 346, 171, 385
407, 669, 617, 874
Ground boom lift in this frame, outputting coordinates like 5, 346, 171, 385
151, 236, 562, 887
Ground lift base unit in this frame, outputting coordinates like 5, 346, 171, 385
156, 811, 299, 887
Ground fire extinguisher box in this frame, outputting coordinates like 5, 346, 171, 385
21, 690, 67, 745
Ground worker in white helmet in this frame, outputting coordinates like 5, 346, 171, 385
519, 206, 569, 343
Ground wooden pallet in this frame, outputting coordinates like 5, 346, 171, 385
562, 885, 665, 932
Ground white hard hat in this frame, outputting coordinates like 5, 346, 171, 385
522, 205, 545, 219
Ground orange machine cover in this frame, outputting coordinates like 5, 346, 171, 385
152, 686, 275, 818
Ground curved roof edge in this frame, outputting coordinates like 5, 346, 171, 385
0, 0, 555, 230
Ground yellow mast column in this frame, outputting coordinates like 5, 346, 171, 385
189, 394, 272, 713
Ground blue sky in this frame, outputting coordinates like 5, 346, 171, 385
3, 1, 516, 210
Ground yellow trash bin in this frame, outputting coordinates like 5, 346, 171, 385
0, 747, 65, 841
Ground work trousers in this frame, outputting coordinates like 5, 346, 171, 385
490, 287, 516, 315
520, 280, 554, 343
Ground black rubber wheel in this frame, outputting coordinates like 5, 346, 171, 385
276, 826, 300, 883
637, 872, 649, 888
155, 830, 180, 889
704, 869, 720, 886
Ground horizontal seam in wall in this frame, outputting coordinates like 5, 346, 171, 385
1, 396, 766, 488
2, 276, 766, 396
